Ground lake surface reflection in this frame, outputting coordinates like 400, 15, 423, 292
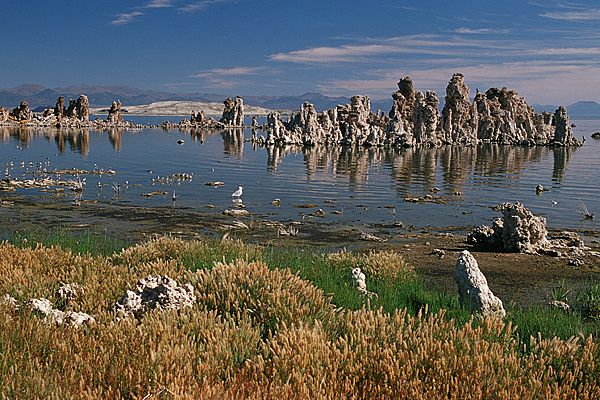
1, 119, 598, 232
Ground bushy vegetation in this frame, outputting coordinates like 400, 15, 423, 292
0, 235, 598, 398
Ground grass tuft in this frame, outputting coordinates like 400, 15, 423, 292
0, 234, 598, 398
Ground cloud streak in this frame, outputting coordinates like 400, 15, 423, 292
541, 9, 600, 21
192, 66, 269, 89
112, 12, 144, 25
269, 35, 512, 64
145, 0, 175, 8
112, 0, 231, 26
317, 60, 600, 104
178, 0, 234, 14
452, 27, 507, 34
192, 66, 266, 78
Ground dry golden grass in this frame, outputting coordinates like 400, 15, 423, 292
190, 259, 338, 336
327, 249, 415, 280
0, 238, 598, 399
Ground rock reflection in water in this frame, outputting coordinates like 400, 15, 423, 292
259, 140, 574, 196
0, 126, 91, 155
108, 129, 123, 151
0, 124, 580, 205
552, 147, 571, 183
221, 128, 244, 158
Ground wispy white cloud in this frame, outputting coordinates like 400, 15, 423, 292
317, 60, 600, 104
145, 0, 174, 8
112, 0, 227, 26
270, 34, 512, 64
541, 9, 600, 21
521, 47, 600, 56
192, 66, 266, 78
270, 44, 405, 63
452, 27, 507, 34
192, 66, 270, 89
270, 33, 530, 64
178, 0, 234, 13
112, 11, 144, 25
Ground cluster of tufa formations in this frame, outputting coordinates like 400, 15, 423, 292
468, 202, 587, 259
257, 73, 580, 147
0, 95, 140, 129
0, 73, 582, 148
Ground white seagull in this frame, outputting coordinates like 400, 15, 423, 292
232, 186, 243, 197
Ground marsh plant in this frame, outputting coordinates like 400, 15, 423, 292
0, 235, 598, 398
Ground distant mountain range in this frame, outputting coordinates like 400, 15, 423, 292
0, 84, 353, 113
532, 101, 600, 118
1, 83, 598, 117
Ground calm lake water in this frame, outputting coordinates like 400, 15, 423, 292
1, 117, 599, 233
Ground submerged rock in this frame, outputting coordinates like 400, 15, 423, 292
114, 275, 196, 319
454, 250, 505, 318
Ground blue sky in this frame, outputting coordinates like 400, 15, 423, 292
1, 0, 599, 104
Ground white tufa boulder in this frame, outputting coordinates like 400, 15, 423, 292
28, 297, 95, 328
2, 294, 18, 309
114, 275, 196, 319
350, 267, 377, 298
454, 251, 505, 318
56, 282, 84, 304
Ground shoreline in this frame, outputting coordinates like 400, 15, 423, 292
3, 195, 599, 308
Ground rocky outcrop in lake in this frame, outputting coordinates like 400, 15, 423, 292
106, 100, 124, 124
10, 100, 33, 121
0, 74, 584, 148
0, 107, 8, 123
220, 96, 244, 127
254, 73, 581, 148
0, 94, 141, 129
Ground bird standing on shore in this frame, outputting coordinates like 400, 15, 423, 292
232, 186, 243, 197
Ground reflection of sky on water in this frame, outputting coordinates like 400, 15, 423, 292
0, 119, 598, 231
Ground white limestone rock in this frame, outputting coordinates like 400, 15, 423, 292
350, 267, 367, 293
454, 251, 505, 318
28, 298, 95, 327
56, 282, 84, 304
2, 294, 18, 309
350, 267, 377, 298
114, 275, 196, 319
553, 106, 579, 146
220, 96, 244, 127
497, 203, 549, 253
548, 300, 571, 314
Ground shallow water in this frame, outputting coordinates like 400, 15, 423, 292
1, 118, 599, 232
